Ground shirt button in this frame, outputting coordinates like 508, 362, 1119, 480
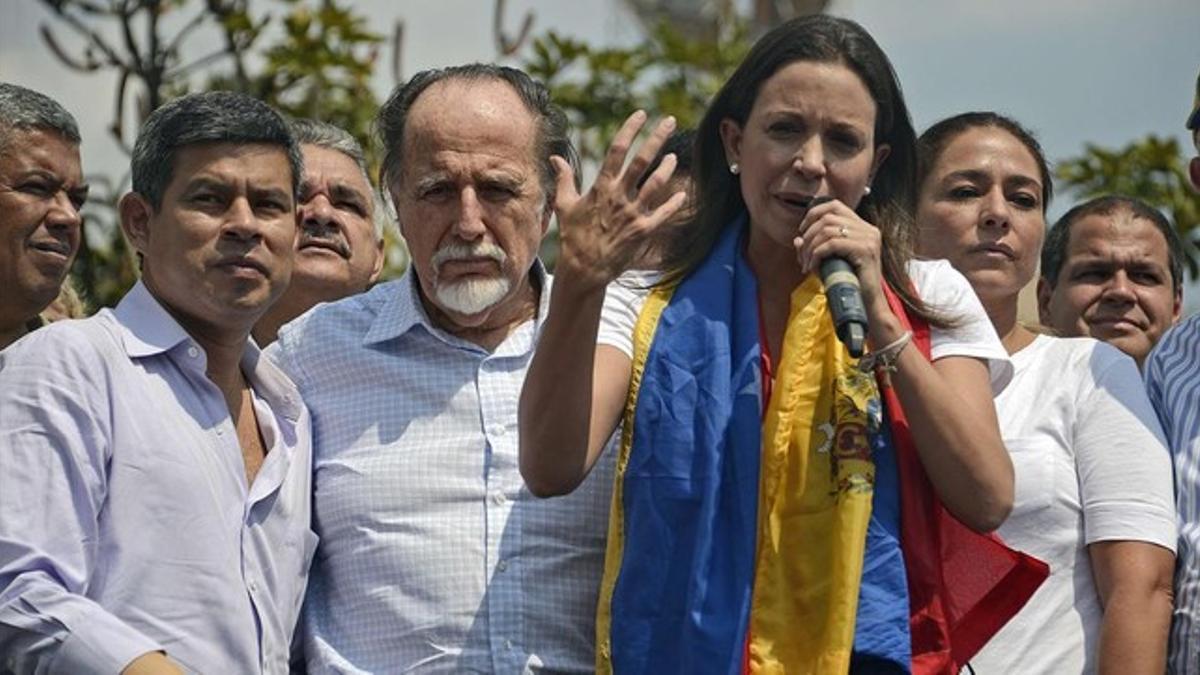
490, 491, 507, 506
490, 424, 507, 437
248, 580, 258, 593
187, 346, 199, 358
497, 560, 508, 572
505, 639, 514, 651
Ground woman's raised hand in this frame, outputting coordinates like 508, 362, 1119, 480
552, 111, 688, 289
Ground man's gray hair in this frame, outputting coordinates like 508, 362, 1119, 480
376, 63, 580, 206
0, 82, 81, 153
131, 91, 302, 208
288, 117, 389, 240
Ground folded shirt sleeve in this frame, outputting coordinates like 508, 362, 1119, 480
1076, 344, 1177, 551
0, 329, 163, 673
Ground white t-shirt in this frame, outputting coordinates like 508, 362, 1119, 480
969, 334, 1177, 674
597, 259, 1013, 392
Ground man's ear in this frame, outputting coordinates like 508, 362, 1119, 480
386, 185, 409, 241
1036, 276, 1054, 325
369, 238, 386, 284
1189, 156, 1200, 192
119, 192, 154, 256
1173, 285, 1183, 325
719, 118, 743, 170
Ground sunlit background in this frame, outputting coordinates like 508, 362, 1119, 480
3, 0, 1198, 313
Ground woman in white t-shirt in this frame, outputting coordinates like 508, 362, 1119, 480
915, 111, 1177, 674
520, 16, 1044, 672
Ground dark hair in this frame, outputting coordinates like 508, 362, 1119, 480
1042, 195, 1185, 293
131, 91, 302, 208
917, 111, 1053, 212
637, 128, 697, 189
0, 82, 81, 152
660, 15, 933, 322
376, 63, 580, 207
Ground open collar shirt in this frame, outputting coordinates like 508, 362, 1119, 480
0, 281, 315, 674
269, 264, 616, 674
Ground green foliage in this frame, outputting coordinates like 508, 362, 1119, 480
1056, 135, 1200, 277
74, 174, 137, 312
523, 20, 751, 164
522, 20, 751, 266
207, 0, 383, 166
40, 0, 386, 309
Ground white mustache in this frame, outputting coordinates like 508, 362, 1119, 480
431, 241, 507, 269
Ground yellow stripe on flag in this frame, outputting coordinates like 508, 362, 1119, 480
747, 275, 878, 675
595, 282, 675, 675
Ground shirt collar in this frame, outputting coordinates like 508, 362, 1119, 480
112, 281, 304, 421
241, 343, 305, 423
112, 281, 195, 358
363, 259, 550, 348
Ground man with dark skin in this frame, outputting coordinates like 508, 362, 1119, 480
0, 82, 86, 349
1038, 194, 1184, 368
0, 91, 314, 674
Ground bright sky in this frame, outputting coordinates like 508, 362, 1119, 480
2, 0, 1198, 307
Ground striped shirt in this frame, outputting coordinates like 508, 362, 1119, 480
269, 265, 616, 673
1145, 313, 1200, 674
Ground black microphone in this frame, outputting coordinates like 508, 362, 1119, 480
809, 196, 868, 357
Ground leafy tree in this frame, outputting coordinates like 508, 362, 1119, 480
521, 16, 752, 265
39, 0, 385, 309
1056, 135, 1200, 277
524, 19, 751, 165
207, 0, 383, 163
39, 0, 804, 299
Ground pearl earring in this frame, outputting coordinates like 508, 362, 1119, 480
729, 163, 740, 175
863, 185, 872, 196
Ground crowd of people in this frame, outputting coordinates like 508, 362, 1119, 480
0, 13, 1197, 675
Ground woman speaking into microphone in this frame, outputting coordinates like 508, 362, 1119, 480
520, 14, 1045, 674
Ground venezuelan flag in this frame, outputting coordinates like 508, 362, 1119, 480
595, 219, 1047, 675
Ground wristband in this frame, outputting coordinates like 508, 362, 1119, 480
857, 330, 913, 375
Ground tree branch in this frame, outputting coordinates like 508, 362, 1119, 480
116, 0, 144, 74
39, 0, 128, 69
493, 0, 534, 57
109, 67, 133, 154
163, 9, 209, 61
40, 24, 102, 71
390, 19, 404, 83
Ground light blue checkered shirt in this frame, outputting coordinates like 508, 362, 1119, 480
1146, 314, 1200, 675
269, 264, 615, 674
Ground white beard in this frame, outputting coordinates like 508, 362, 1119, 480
434, 275, 512, 316
431, 240, 511, 316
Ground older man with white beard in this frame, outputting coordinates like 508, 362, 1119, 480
267, 64, 616, 673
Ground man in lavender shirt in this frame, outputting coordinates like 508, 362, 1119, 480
0, 91, 314, 674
